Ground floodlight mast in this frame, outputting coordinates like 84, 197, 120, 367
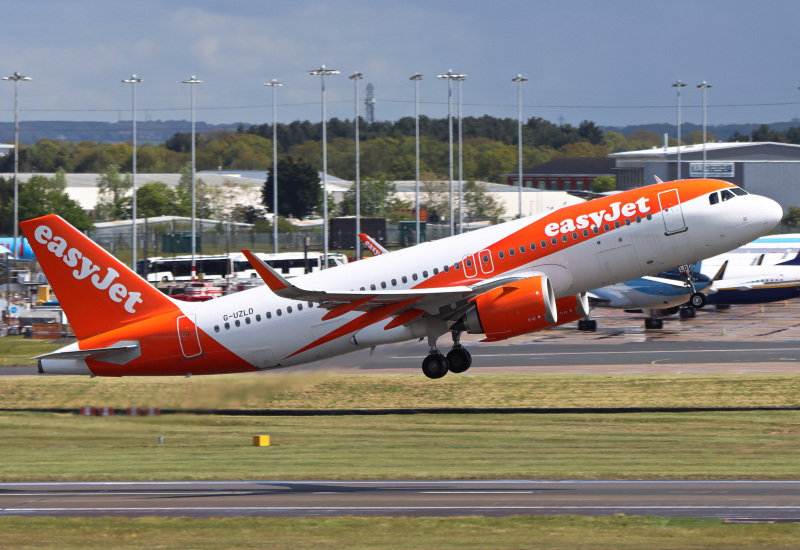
437, 69, 466, 235
264, 79, 282, 254
181, 75, 202, 280
349, 72, 363, 259
512, 74, 528, 219
671, 80, 686, 179
2, 72, 32, 274
410, 73, 423, 245
122, 74, 142, 268
309, 65, 340, 268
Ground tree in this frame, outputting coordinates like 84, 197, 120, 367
591, 176, 616, 193
462, 180, 505, 221
135, 182, 178, 218
17, 169, 93, 231
262, 156, 321, 219
337, 178, 410, 218
94, 164, 132, 221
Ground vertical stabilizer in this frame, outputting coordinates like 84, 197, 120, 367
21, 215, 179, 340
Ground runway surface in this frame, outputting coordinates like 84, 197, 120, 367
2, 480, 799, 519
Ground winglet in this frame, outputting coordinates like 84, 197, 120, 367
359, 233, 388, 256
242, 249, 308, 299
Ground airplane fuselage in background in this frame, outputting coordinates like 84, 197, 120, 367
23, 178, 782, 378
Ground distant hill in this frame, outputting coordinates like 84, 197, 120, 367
0, 120, 247, 145
601, 120, 800, 141
3, 118, 800, 146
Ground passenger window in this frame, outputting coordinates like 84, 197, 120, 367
256, 314, 262, 322
530, 243, 536, 250
402, 276, 408, 283
583, 229, 589, 237
520, 245, 526, 253
266, 312, 272, 319
551, 237, 557, 245
444, 265, 450, 273
509, 248, 515, 256
482, 254, 489, 263
287, 306, 293, 314
454, 263, 461, 270
391, 279, 397, 286
235, 320, 241, 327
412, 273, 418, 281
214, 325, 220, 333
499, 251, 505, 259
540, 240, 547, 248
423, 271, 429, 278
381, 281, 387, 289
277, 309, 282, 317
709, 192, 719, 205
561, 235, 568, 243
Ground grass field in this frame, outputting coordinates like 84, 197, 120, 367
3, 366, 800, 548
2, 516, 799, 550
1, 370, 800, 410
0, 335, 66, 367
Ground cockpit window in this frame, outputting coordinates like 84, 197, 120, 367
721, 189, 735, 201
731, 187, 748, 196
709, 192, 719, 205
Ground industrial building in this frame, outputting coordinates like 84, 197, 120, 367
610, 141, 800, 213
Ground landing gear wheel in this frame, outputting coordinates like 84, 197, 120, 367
679, 307, 696, 319
689, 292, 706, 309
422, 353, 449, 379
446, 346, 472, 373
578, 319, 597, 331
644, 318, 663, 330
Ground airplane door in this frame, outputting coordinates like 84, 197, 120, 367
479, 249, 495, 275
177, 314, 203, 359
462, 254, 478, 278
658, 189, 687, 235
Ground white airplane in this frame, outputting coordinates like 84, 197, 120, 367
23, 178, 781, 379
580, 267, 713, 330
702, 252, 800, 306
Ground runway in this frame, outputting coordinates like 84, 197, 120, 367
2, 480, 799, 519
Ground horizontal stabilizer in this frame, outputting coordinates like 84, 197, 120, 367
36, 342, 141, 365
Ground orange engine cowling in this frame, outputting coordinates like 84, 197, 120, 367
552, 292, 590, 327
455, 275, 557, 342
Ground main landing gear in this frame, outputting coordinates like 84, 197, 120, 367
421, 330, 473, 379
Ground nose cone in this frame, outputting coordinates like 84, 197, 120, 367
761, 196, 784, 231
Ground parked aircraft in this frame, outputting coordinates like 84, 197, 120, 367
703, 252, 800, 306
0, 238, 34, 260
23, 179, 781, 379
581, 268, 713, 330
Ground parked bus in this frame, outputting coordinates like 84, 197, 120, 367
135, 252, 347, 283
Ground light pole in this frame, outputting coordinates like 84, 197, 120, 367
455, 74, 466, 233
437, 70, 465, 235
349, 71, 363, 259
122, 74, 142, 268
697, 81, 711, 178
2, 71, 32, 274
671, 80, 686, 179
309, 65, 340, 268
410, 73, 423, 245
264, 79, 282, 254
512, 74, 527, 219
182, 75, 202, 280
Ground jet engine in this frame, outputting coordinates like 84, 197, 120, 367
453, 275, 557, 342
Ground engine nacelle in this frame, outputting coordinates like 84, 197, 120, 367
552, 292, 590, 327
455, 275, 557, 342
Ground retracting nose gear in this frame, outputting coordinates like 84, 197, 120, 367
678, 264, 707, 309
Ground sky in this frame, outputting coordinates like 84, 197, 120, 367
3, 0, 800, 130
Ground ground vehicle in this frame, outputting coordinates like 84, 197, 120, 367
135, 252, 346, 282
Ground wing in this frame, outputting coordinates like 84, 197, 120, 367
242, 249, 527, 319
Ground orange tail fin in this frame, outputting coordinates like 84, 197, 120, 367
21, 215, 179, 340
